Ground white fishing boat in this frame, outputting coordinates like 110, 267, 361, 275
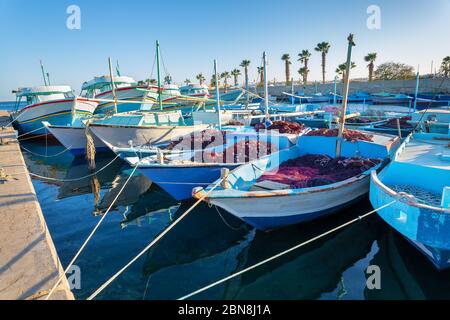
10, 86, 98, 136
87, 110, 211, 150
44, 119, 109, 156
80, 75, 159, 114
193, 131, 400, 230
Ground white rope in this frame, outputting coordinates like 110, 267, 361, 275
17, 125, 46, 138
1, 108, 28, 128
45, 164, 140, 299
177, 199, 397, 300
86, 178, 224, 300
28, 155, 120, 182
20, 144, 72, 158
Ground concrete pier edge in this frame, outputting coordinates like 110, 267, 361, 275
0, 110, 74, 300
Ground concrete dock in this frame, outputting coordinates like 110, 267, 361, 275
0, 111, 73, 300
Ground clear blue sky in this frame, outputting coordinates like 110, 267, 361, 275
1, 0, 449, 100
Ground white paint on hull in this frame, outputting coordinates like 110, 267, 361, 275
88, 124, 211, 149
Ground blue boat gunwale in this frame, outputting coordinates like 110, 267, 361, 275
370, 170, 450, 213
370, 131, 450, 214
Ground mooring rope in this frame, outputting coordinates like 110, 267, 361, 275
28, 154, 120, 182
20, 144, 72, 158
86, 178, 225, 300
177, 199, 397, 300
17, 125, 46, 138
45, 164, 140, 300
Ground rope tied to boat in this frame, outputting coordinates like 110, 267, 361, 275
177, 199, 398, 300
28, 154, 120, 182
45, 162, 141, 300
86, 176, 226, 300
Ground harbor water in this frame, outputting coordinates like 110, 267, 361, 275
21, 139, 450, 300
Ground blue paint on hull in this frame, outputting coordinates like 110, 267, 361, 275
70, 146, 111, 157
140, 164, 239, 201
16, 112, 77, 136
94, 102, 143, 115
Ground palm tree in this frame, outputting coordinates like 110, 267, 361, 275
441, 56, 450, 78
231, 69, 241, 86
221, 71, 231, 92
210, 74, 218, 88
240, 60, 251, 88
196, 73, 205, 85
298, 67, 308, 84
184, 79, 191, 85
335, 62, 356, 83
364, 53, 377, 81
281, 54, 292, 85
257, 66, 264, 86
164, 75, 172, 84
315, 42, 331, 84
298, 50, 311, 84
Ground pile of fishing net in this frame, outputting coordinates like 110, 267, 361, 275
257, 154, 380, 189
390, 184, 442, 206
378, 116, 413, 129
226, 119, 245, 126
167, 129, 226, 150
253, 120, 305, 134
196, 140, 273, 163
305, 128, 374, 142
346, 116, 384, 124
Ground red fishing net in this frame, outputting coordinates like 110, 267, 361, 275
257, 154, 380, 189
378, 116, 413, 129
305, 128, 374, 142
198, 140, 273, 163
254, 120, 305, 134
168, 129, 226, 150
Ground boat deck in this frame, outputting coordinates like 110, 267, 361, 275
397, 136, 450, 170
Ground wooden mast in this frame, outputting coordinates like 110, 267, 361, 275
336, 34, 355, 158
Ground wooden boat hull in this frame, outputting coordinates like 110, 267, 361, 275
46, 124, 108, 156
369, 133, 450, 270
12, 98, 97, 136
139, 164, 240, 201
205, 174, 370, 230
88, 123, 211, 150
194, 134, 396, 231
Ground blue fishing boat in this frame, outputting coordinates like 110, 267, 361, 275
410, 108, 450, 134
10, 86, 98, 136
370, 133, 450, 270
193, 132, 400, 230
372, 92, 413, 105
123, 127, 306, 200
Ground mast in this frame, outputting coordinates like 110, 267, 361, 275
336, 34, 355, 158
263, 51, 269, 115
40, 60, 48, 86
108, 57, 118, 114
413, 71, 420, 112
333, 76, 337, 105
291, 77, 294, 105
214, 59, 221, 130
156, 40, 163, 111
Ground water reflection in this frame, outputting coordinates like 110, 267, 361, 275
365, 227, 450, 300
22, 141, 450, 300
